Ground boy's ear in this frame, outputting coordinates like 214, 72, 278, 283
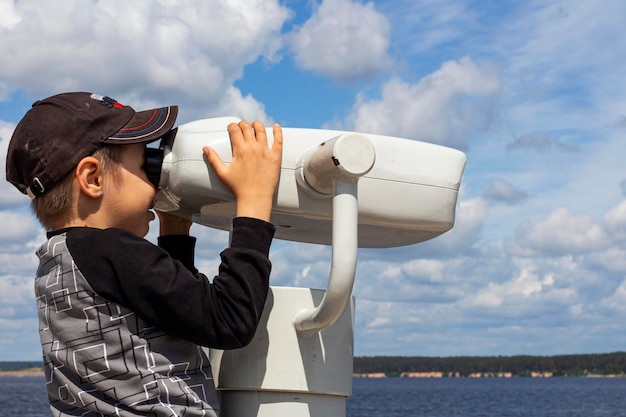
75, 156, 104, 198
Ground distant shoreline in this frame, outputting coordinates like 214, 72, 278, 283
0, 367, 44, 377
353, 372, 626, 378
353, 352, 626, 377
0, 367, 623, 379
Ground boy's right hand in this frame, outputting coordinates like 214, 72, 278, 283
203, 120, 283, 222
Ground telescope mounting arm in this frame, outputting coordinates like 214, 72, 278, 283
293, 133, 375, 338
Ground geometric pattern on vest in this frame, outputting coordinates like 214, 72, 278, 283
35, 233, 219, 416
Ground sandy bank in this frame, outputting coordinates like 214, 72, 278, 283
0, 367, 44, 377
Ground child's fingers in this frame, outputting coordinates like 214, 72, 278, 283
227, 122, 244, 149
272, 123, 283, 153
251, 120, 268, 146
203, 146, 227, 177
236, 120, 254, 144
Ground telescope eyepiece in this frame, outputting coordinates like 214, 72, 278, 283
144, 147, 164, 189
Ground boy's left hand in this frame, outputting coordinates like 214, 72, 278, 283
203, 120, 283, 222
157, 210, 193, 236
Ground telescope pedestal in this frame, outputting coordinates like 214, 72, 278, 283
210, 286, 355, 417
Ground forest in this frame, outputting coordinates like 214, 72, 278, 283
353, 352, 626, 376
0, 361, 42, 372
3, 352, 626, 377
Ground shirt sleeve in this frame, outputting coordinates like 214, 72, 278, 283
66, 217, 275, 349
157, 234, 198, 273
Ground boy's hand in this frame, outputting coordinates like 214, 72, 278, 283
157, 210, 193, 236
203, 120, 283, 222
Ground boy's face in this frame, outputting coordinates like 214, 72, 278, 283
103, 143, 156, 237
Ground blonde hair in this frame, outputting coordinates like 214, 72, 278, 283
30, 145, 124, 230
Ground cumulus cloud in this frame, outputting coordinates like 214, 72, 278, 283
620, 179, 626, 197
0, 211, 40, 244
0, 270, 42, 357
358, 202, 493, 311
353, 236, 624, 356
506, 132, 578, 152
351, 1, 626, 356
464, 258, 575, 311
0, 0, 21, 29
2, 0, 626, 359
425, 196, 489, 254
289, 0, 392, 82
353, 257, 466, 305
0, 0, 290, 118
601, 279, 626, 313
587, 248, 626, 274
510, 207, 606, 256
378, 0, 476, 54
482, 179, 528, 205
343, 57, 500, 149
0, 121, 32, 208
508, 199, 626, 259
602, 200, 626, 245
400, 259, 446, 283
0, 274, 38, 314
211, 86, 274, 125
270, 242, 330, 288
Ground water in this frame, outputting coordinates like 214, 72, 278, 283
347, 377, 626, 417
2, 376, 626, 416
0, 376, 48, 417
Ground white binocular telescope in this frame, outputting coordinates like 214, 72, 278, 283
144, 117, 466, 248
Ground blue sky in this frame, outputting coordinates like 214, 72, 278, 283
2, 0, 626, 361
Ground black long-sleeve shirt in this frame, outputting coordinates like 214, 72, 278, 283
55, 217, 274, 348
37, 217, 275, 416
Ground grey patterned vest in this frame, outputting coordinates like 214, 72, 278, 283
35, 233, 219, 416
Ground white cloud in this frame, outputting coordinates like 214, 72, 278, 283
376, 0, 477, 55
0, 121, 31, 208
0, 317, 41, 361
511, 207, 607, 256
465, 259, 575, 311
0, 251, 40, 277
482, 179, 528, 205
506, 132, 578, 153
353, 190, 626, 355
508, 1, 626, 91
400, 259, 445, 283
2, 0, 626, 359
503, 1, 626, 145
353, 257, 465, 304
289, 0, 392, 82
587, 248, 626, 274
0, 267, 41, 358
425, 196, 489, 254
211, 86, 273, 125
0, 0, 290, 115
344, 57, 500, 149
601, 280, 626, 314
603, 200, 626, 242
0, 211, 40, 244
0, 0, 21, 29
270, 242, 331, 288
0, 274, 36, 311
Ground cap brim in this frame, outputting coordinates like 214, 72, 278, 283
106, 105, 178, 144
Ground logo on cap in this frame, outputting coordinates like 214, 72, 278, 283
90, 93, 125, 109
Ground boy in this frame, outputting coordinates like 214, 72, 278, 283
5, 92, 283, 416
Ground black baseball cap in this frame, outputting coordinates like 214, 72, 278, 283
6, 92, 178, 198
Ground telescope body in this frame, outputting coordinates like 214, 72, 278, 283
155, 117, 466, 248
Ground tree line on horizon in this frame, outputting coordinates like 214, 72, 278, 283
4, 352, 626, 376
353, 352, 626, 376
0, 361, 43, 371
